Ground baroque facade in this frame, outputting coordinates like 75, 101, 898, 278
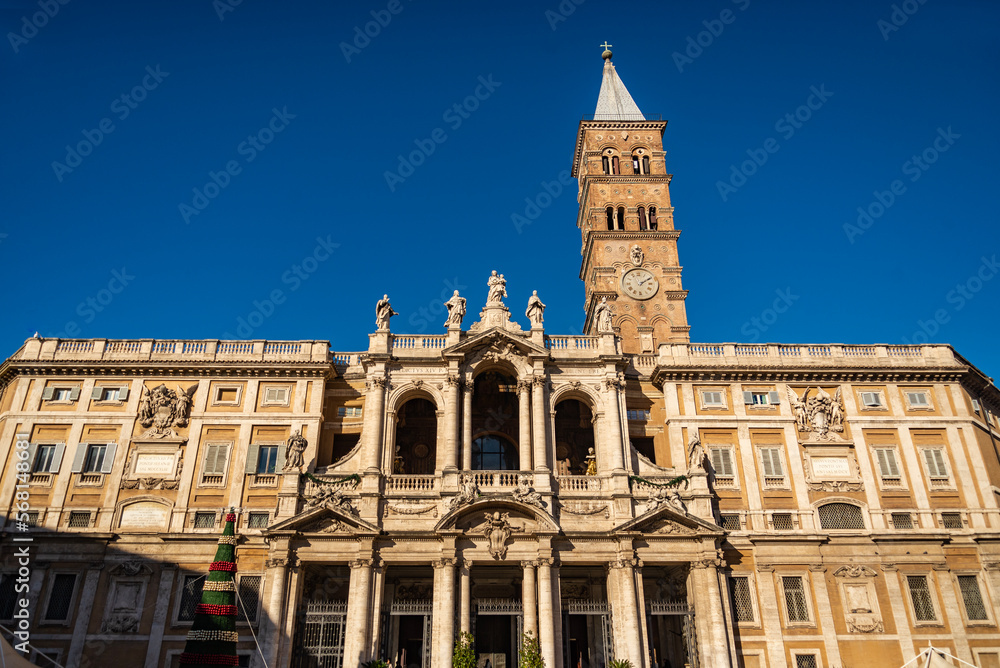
3, 51, 1000, 668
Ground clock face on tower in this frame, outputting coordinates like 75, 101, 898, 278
621, 268, 659, 300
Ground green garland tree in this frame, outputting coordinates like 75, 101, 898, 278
179, 508, 240, 667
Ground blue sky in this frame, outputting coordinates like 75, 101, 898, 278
2, 0, 998, 379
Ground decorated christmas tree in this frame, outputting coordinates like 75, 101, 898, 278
179, 509, 240, 667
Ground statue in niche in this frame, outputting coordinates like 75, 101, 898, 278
594, 297, 614, 333
584, 447, 597, 476
525, 290, 546, 327
283, 430, 307, 471
375, 294, 397, 331
444, 290, 466, 327
487, 270, 507, 304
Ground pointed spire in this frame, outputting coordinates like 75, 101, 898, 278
594, 45, 645, 121
179, 509, 240, 667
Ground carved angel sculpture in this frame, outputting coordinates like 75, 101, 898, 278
788, 387, 808, 432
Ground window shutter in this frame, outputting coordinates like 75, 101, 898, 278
768, 391, 780, 405
245, 444, 261, 474
712, 448, 733, 476
275, 444, 286, 472
762, 448, 783, 476
42, 387, 54, 401
972, 399, 981, 413
100, 443, 117, 474
876, 449, 899, 477
743, 391, 754, 405
117, 386, 129, 401
70, 444, 88, 473
760, 449, 774, 477
68, 387, 80, 401
932, 449, 946, 477
924, 449, 947, 477
26, 443, 38, 472
91, 387, 104, 400
50, 443, 66, 473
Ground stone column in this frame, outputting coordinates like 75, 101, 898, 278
522, 560, 538, 638
691, 559, 734, 668
519, 380, 533, 470
363, 377, 388, 470
143, 566, 177, 668
444, 375, 460, 470
432, 559, 456, 668
344, 559, 374, 666
462, 385, 473, 470
603, 377, 626, 471
260, 556, 290, 668
459, 560, 472, 635
532, 376, 548, 471
537, 558, 557, 668
611, 558, 643, 668
66, 563, 102, 668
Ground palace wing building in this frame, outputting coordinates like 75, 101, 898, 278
3, 51, 1000, 668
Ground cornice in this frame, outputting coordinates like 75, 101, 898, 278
572, 119, 668, 177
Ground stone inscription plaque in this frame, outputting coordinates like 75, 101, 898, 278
811, 457, 851, 478
120, 502, 168, 529
133, 453, 175, 476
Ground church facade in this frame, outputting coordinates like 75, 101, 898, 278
2, 52, 1000, 668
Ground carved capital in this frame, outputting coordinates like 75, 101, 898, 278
445, 374, 462, 388
517, 379, 532, 393
265, 558, 289, 569
369, 377, 389, 389
531, 376, 546, 388
432, 558, 458, 569
349, 558, 374, 570
521, 560, 538, 569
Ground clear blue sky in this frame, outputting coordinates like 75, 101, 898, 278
2, 1, 998, 379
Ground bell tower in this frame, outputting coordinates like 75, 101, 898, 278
573, 46, 690, 353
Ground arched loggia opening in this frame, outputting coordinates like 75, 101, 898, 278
394, 398, 437, 474
471, 370, 520, 470
554, 399, 596, 475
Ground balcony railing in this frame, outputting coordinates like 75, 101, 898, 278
658, 343, 957, 368
557, 475, 604, 493
473, 471, 530, 491
15, 338, 329, 363
386, 475, 438, 493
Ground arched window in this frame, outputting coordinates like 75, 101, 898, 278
818, 503, 865, 530
642, 155, 650, 174
616, 207, 625, 230
602, 155, 610, 175
472, 370, 520, 464
554, 400, 595, 475
632, 154, 640, 173
611, 156, 620, 175
472, 434, 518, 470
606, 207, 614, 231
648, 206, 658, 230
638, 206, 648, 230
394, 398, 437, 474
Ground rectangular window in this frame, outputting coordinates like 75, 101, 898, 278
906, 391, 930, 408
257, 446, 278, 474
923, 448, 949, 479
178, 575, 204, 622
941, 512, 963, 529
795, 656, 817, 668
772, 513, 794, 531
701, 391, 724, 407
760, 448, 784, 478
874, 448, 901, 480
720, 514, 741, 531
68, 512, 90, 528
44, 574, 77, 621
891, 513, 914, 530
744, 391, 779, 406
709, 448, 735, 477
782, 576, 810, 622
202, 444, 230, 479
24, 512, 39, 527
247, 512, 269, 529
860, 391, 883, 407
93, 386, 124, 402
626, 409, 650, 421
730, 576, 755, 622
337, 406, 363, 418
907, 575, 936, 621
262, 386, 289, 405
0, 573, 16, 619
33, 445, 56, 473
83, 445, 106, 473
958, 575, 988, 621
194, 512, 216, 529
214, 386, 241, 405
236, 575, 262, 623
54, 388, 73, 402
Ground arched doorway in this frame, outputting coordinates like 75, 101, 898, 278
554, 399, 596, 476
394, 398, 437, 474
471, 370, 520, 468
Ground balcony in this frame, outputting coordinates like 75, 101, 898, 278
657, 343, 960, 372
14, 338, 330, 364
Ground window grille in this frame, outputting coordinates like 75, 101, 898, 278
730, 576, 754, 622
0, 573, 16, 619
25, 512, 39, 527
720, 514, 741, 531
941, 513, 963, 529
44, 574, 77, 621
795, 656, 817, 668
236, 575, 262, 623
782, 576, 809, 622
248, 512, 269, 528
178, 575, 204, 622
817, 503, 865, 530
958, 575, 988, 621
68, 512, 90, 528
194, 512, 216, 529
772, 513, 794, 531
907, 575, 936, 621
891, 513, 913, 530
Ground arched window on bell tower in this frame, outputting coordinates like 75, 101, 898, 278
611, 155, 620, 175
602, 155, 610, 174
616, 207, 625, 230
642, 155, 650, 174
638, 206, 648, 230
632, 153, 641, 174
606, 207, 615, 231
648, 206, 658, 230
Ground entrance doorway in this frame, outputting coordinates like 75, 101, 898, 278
475, 614, 516, 668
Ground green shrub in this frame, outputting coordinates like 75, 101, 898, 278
609, 660, 633, 668
453, 631, 476, 668
361, 660, 390, 668
519, 631, 545, 668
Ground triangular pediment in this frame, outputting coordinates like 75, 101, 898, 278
614, 504, 722, 536
444, 328, 548, 360
265, 505, 380, 535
